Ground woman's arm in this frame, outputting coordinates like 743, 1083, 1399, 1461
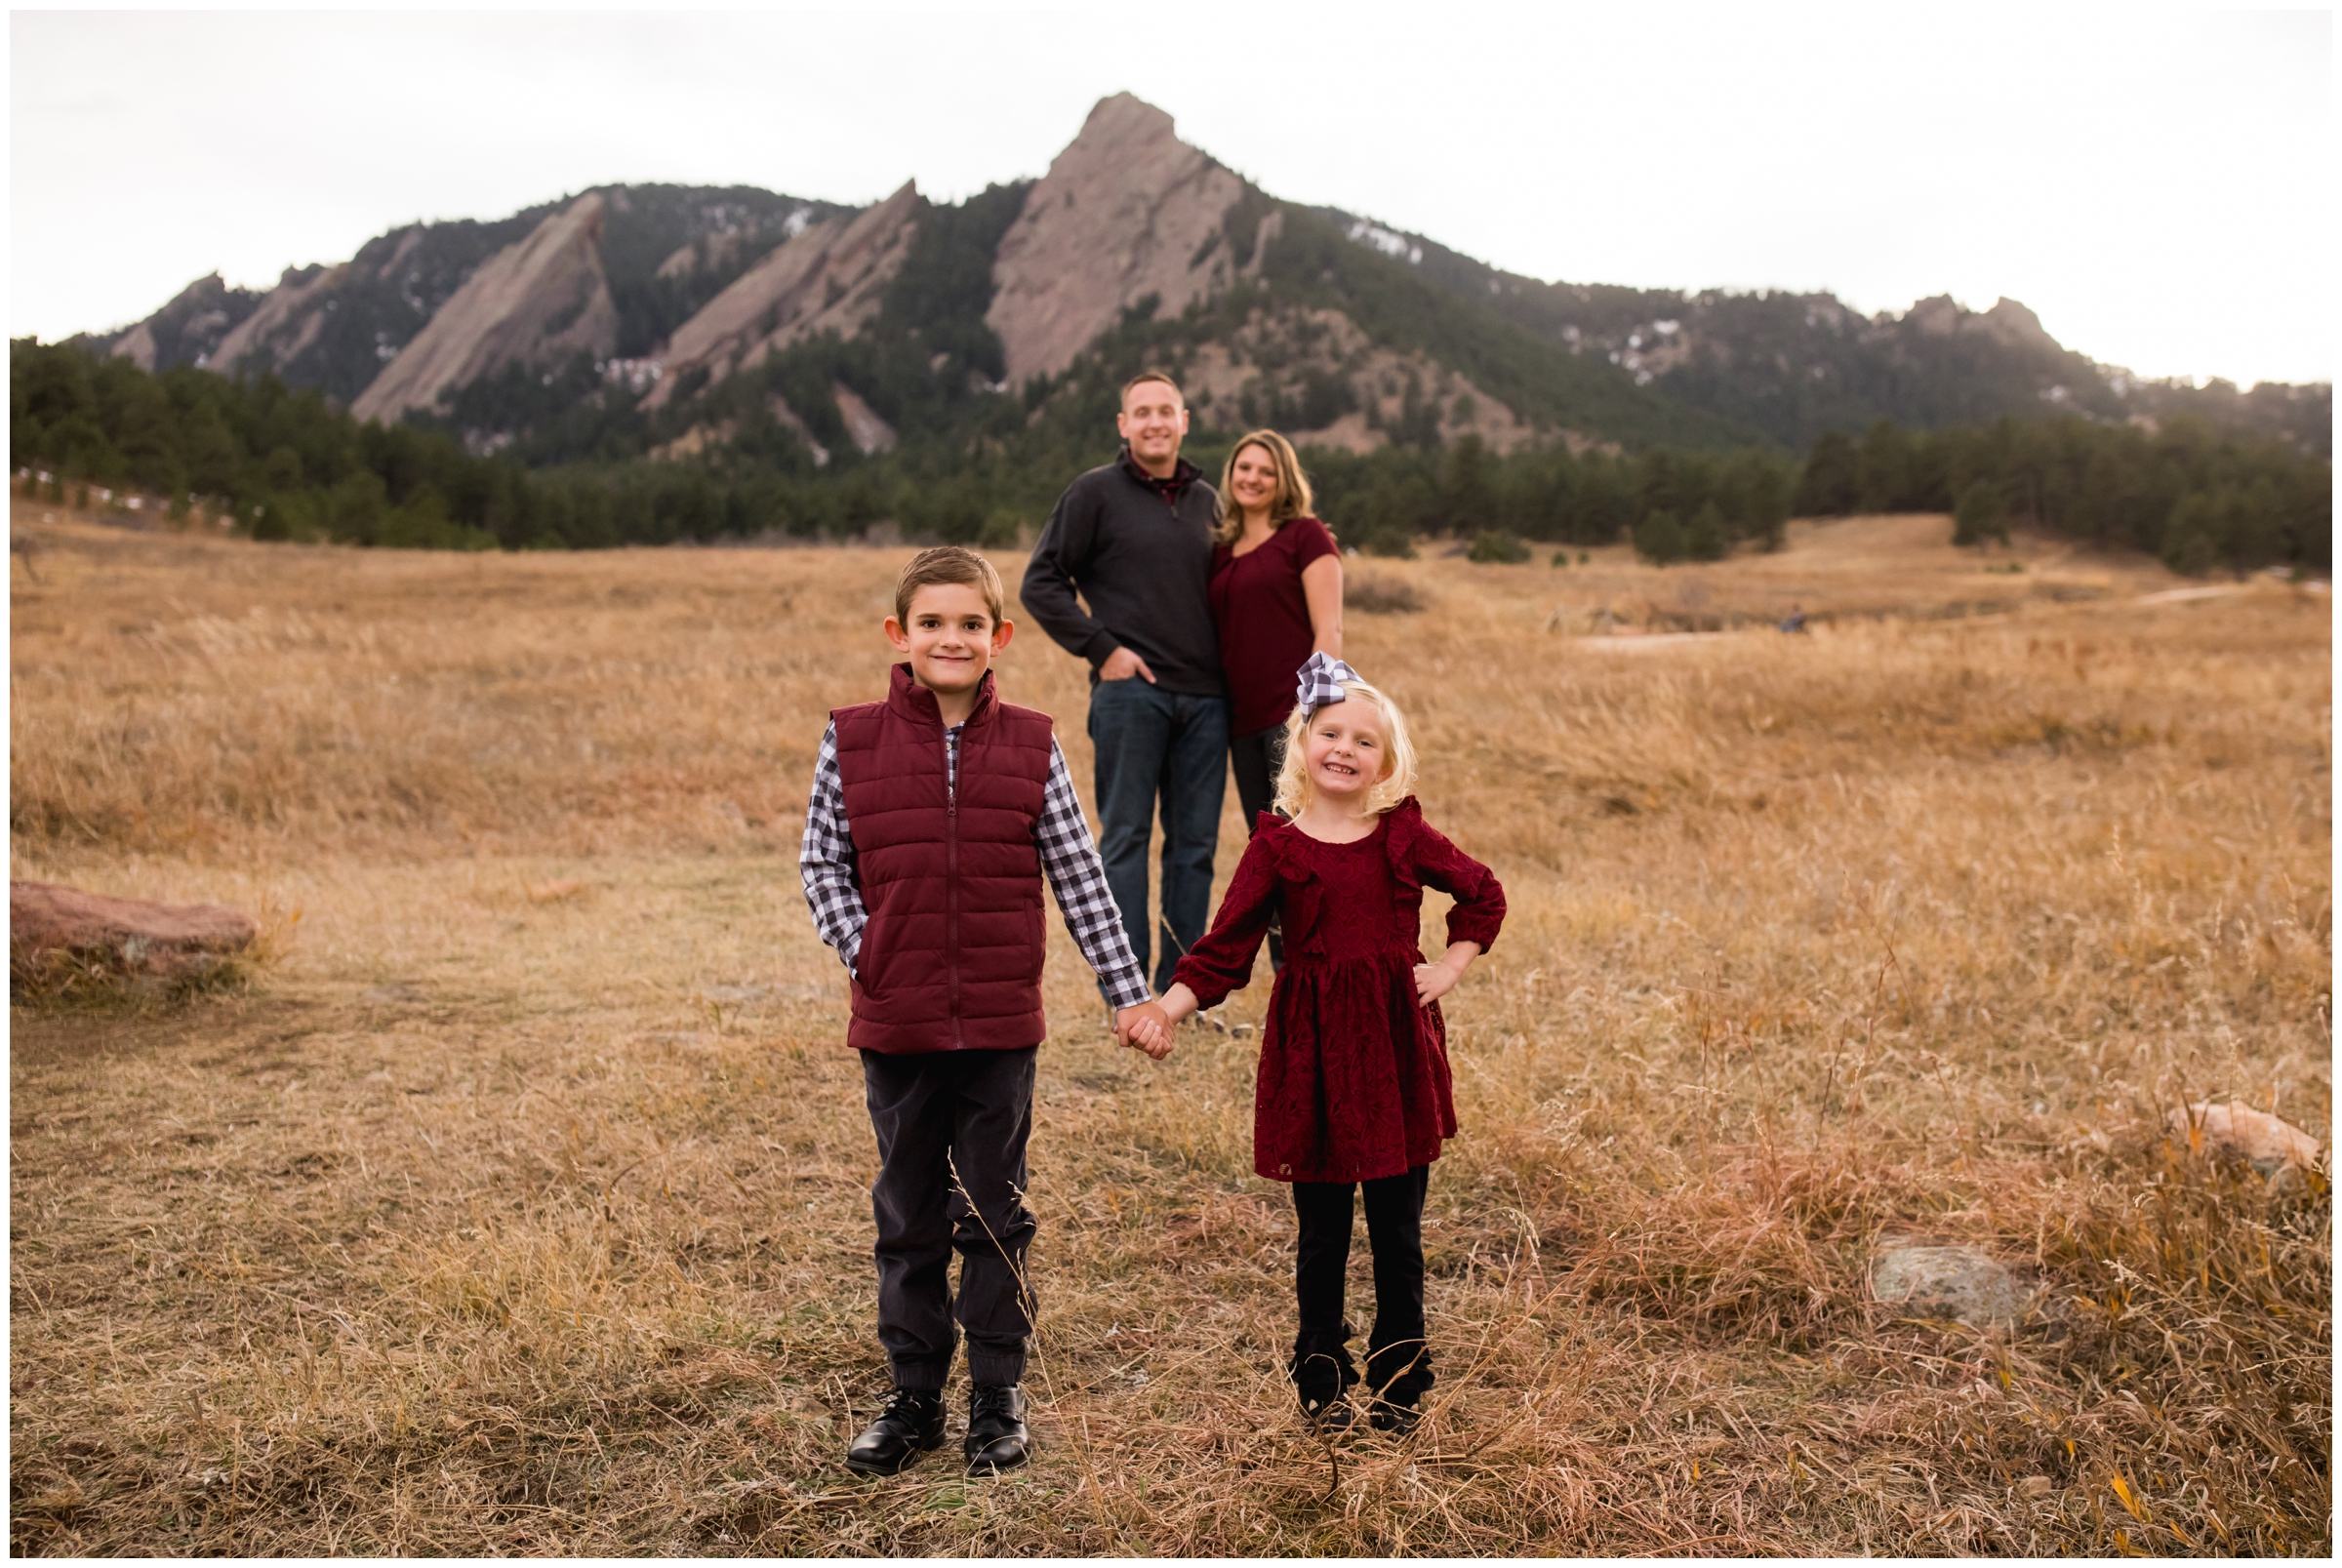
1301, 553, 1343, 658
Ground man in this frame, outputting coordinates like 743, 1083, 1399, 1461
1021, 371, 1228, 997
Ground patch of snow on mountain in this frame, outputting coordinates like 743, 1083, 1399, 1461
1345, 220, 1423, 265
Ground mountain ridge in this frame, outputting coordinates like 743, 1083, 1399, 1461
70, 94, 2328, 462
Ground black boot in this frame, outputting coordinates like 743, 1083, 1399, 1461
844, 1387, 947, 1476
1302, 1386, 1356, 1432
964, 1383, 1033, 1474
1291, 1330, 1358, 1433
1364, 1335, 1433, 1436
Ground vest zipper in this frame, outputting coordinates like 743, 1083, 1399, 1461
946, 730, 962, 1049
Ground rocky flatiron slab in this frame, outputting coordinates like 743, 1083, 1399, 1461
10, 880, 256, 994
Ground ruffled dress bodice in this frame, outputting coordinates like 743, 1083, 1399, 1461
1170, 799, 1506, 1184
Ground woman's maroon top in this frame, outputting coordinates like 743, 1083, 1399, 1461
1209, 516, 1340, 737
1169, 798, 1507, 1184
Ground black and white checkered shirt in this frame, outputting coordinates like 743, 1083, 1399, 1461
799, 720, 1151, 1011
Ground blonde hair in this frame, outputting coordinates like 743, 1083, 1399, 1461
1272, 678, 1418, 818
1213, 429, 1316, 545
894, 545, 1004, 626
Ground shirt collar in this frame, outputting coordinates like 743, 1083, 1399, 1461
1118, 444, 1199, 500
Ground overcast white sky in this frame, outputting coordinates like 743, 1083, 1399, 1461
9, 6, 2334, 386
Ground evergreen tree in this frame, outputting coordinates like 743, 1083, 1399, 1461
1857, 420, 1914, 513
1746, 461, 1791, 551
1686, 500, 1728, 561
2160, 492, 2221, 577
1442, 434, 1496, 534
1796, 430, 1859, 515
1952, 480, 2009, 546
1634, 508, 1687, 565
2227, 477, 2283, 575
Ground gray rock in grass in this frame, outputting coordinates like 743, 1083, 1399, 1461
1871, 1241, 2031, 1329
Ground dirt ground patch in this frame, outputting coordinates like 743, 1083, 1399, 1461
10, 505, 2330, 1553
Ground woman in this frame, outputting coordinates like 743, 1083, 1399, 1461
1210, 429, 1342, 963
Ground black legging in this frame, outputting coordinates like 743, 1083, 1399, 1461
1229, 725, 1288, 969
1290, 1165, 1433, 1403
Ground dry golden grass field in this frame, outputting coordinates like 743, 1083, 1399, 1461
9, 502, 2331, 1554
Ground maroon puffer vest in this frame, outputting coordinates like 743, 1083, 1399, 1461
832, 663, 1056, 1054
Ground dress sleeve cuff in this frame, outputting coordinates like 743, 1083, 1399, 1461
1168, 957, 1232, 1012
1445, 914, 1501, 954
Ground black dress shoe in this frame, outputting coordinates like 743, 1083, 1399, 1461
964, 1383, 1032, 1474
845, 1387, 947, 1476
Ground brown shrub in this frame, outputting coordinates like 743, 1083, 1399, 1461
1345, 573, 1428, 615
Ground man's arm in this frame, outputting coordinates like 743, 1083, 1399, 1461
798, 722, 867, 978
1033, 741, 1151, 1009
1019, 474, 1121, 667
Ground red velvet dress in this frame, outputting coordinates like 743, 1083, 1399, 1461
1171, 798, 1507, 1184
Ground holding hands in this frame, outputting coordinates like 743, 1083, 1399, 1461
1117, 982, 1202, 1061
1122, 946, 1481, 1057
1114, 999, 1176, 1060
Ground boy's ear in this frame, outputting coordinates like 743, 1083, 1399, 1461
990, 617, 1014, 653
883, 615, 910, 654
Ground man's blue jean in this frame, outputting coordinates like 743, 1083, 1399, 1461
1086, 678, 1230, 994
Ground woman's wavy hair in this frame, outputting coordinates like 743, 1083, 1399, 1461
1212, 429, 1317, 546
1273, 678, 1418, 818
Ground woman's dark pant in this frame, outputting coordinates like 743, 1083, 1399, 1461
861, 1045, 1037, 1390
1290, 1165, 1433, 1402
1228, 724, 1287, 968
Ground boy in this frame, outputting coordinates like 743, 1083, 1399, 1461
800, 545, 1171, 1478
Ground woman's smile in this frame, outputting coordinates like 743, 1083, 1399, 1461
1231, 444, 1280, 515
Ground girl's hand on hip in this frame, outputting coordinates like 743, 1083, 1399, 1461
1413, 958, 1461, 1006
1413, 941, 1482, 1006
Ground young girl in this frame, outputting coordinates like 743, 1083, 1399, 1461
1152, 654, 1505, 1432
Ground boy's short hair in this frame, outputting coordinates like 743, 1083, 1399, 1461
1120, 369, 1183, 406
894, 545, 1005, 627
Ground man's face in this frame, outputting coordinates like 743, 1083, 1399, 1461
885, 583, 1010, 697
1116, 381, 1189, 468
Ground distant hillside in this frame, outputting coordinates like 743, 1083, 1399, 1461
70, 92, 2327, 476
1315, 207, 2332, 457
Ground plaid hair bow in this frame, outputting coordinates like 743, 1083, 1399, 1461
1295, 651, 1361, 716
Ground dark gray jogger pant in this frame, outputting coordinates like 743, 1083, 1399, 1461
860, 1045, 1037, 1390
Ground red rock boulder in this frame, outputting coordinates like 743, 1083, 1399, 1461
2168, 1101, 2324, 1182
10, 880, 257, 989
